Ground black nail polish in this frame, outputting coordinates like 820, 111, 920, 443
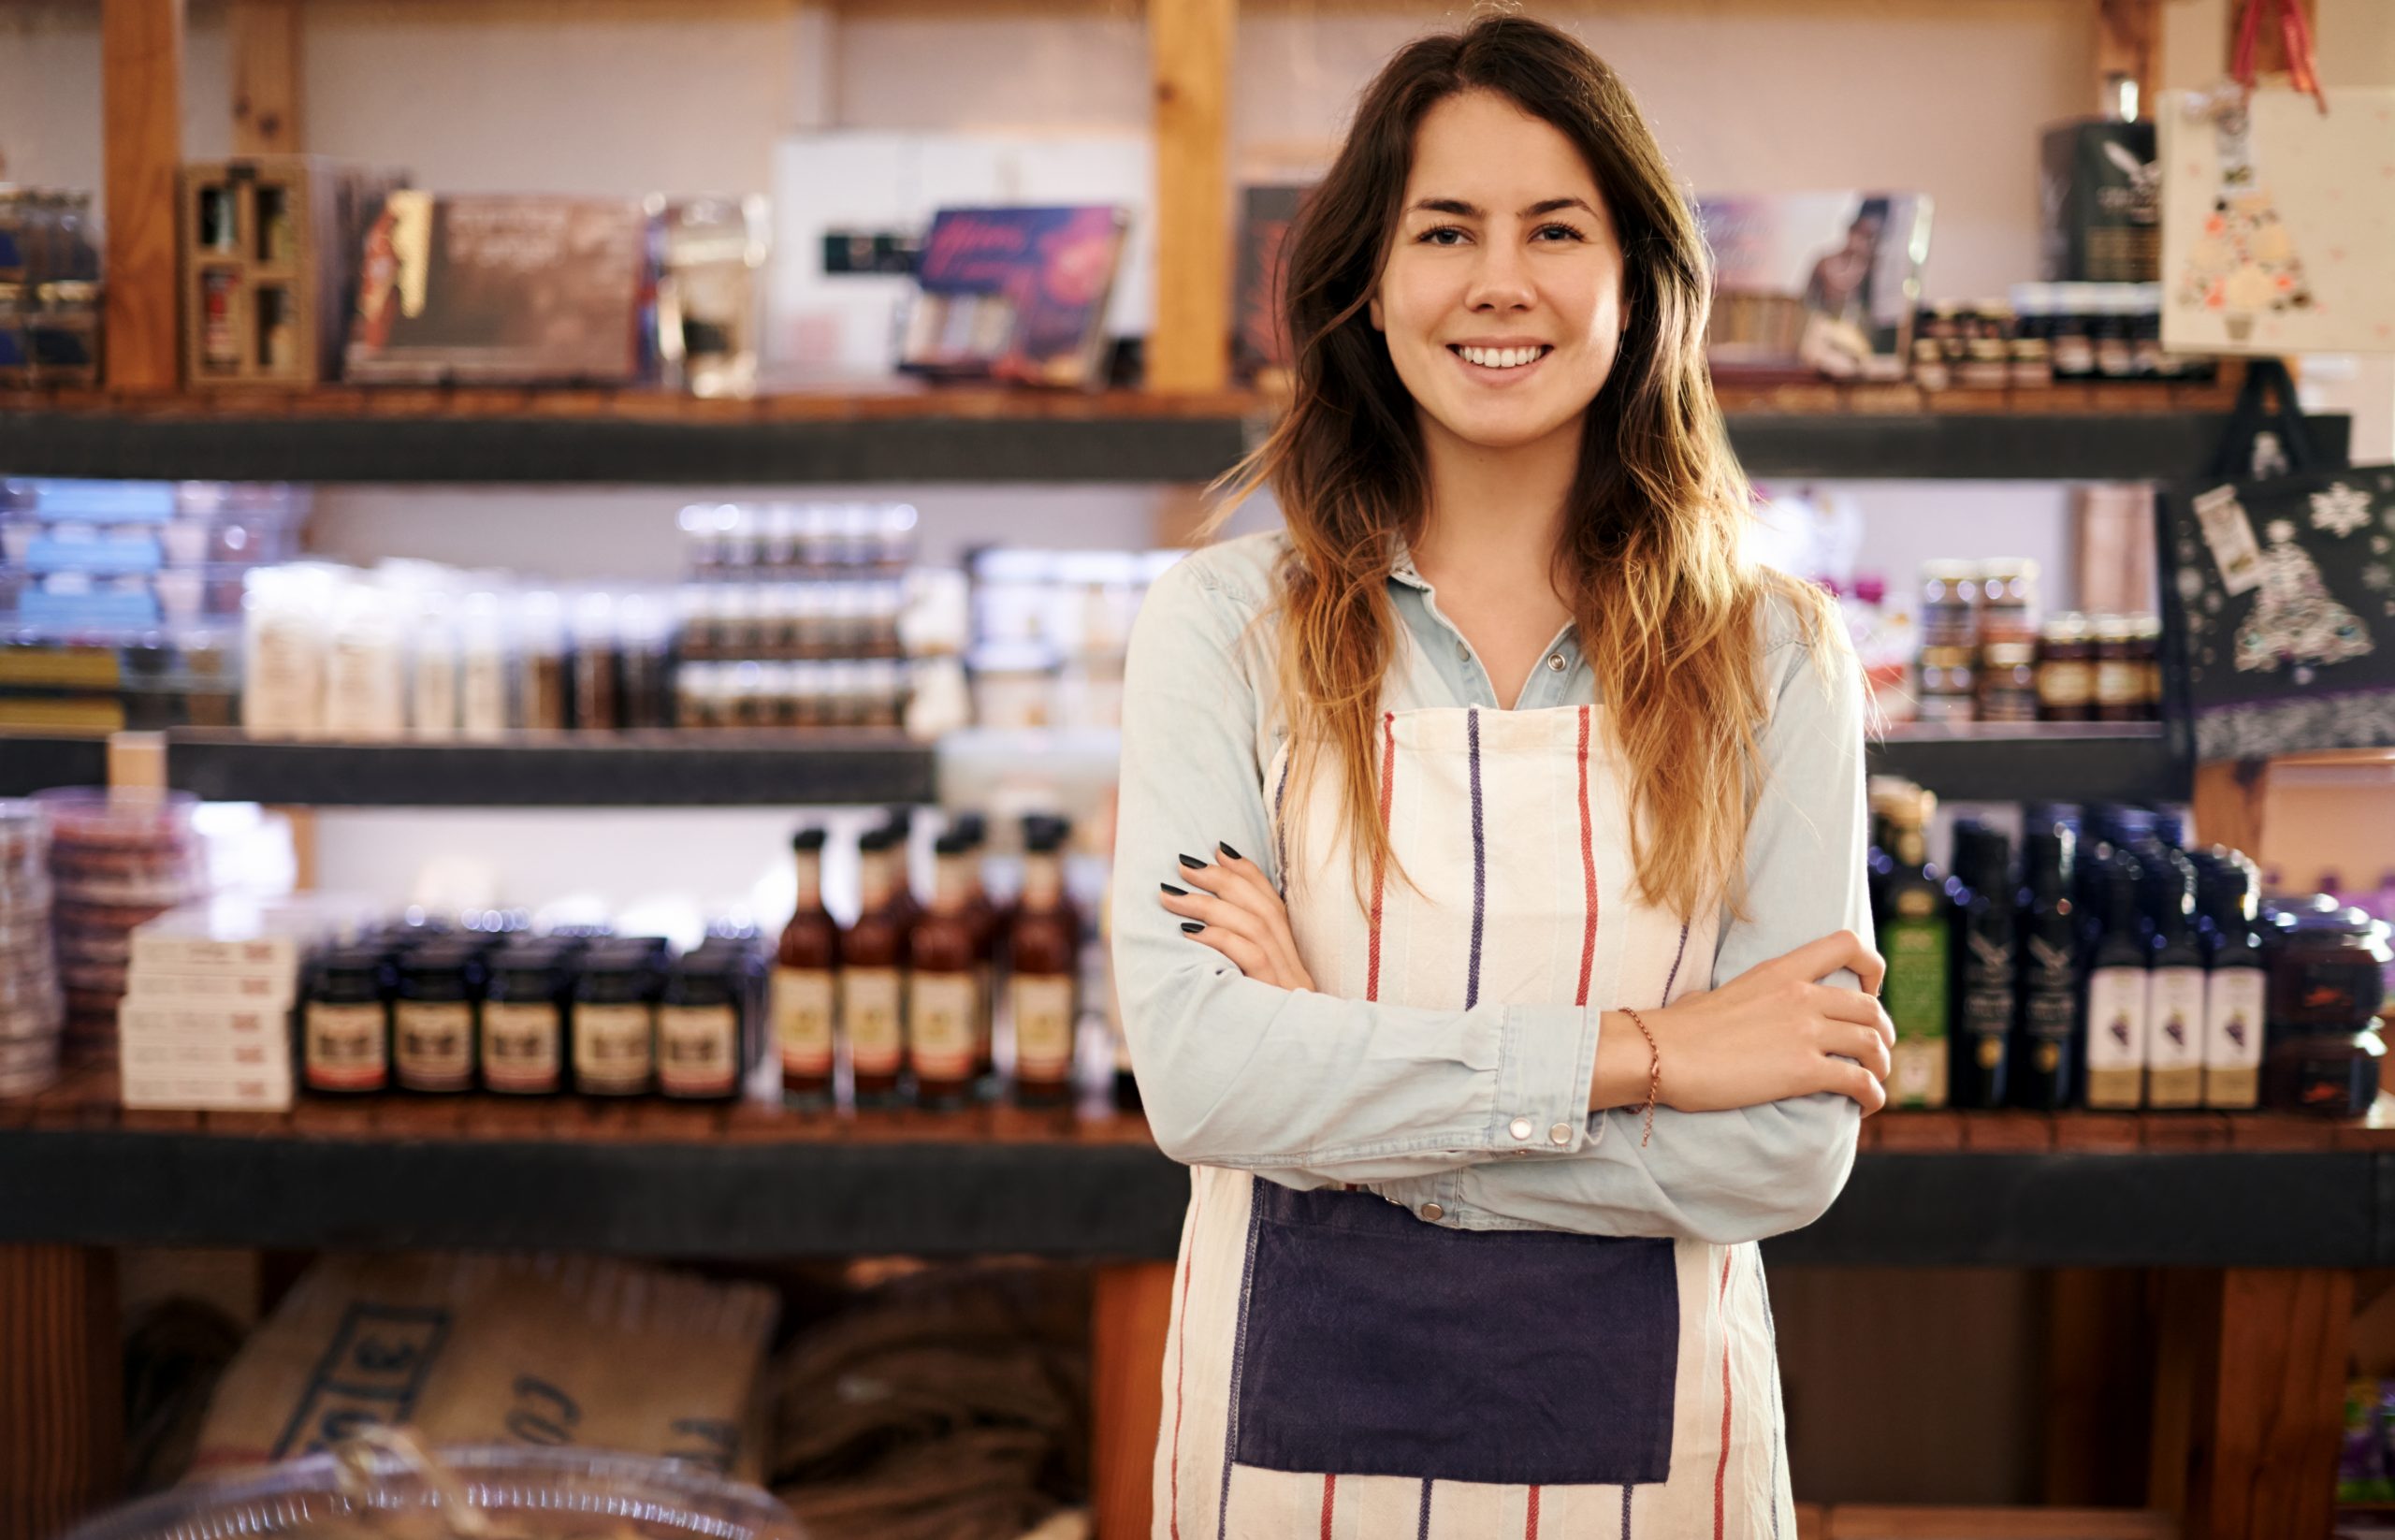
1181, 921, 1206, 934
1217, 841, 1243, 862
1178, 853, 1207, 870
1160, 882, 1188, 896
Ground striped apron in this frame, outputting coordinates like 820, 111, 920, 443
1154, 704, 1794, 1538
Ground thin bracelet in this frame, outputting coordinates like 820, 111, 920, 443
1620, 1007, 1661, 1147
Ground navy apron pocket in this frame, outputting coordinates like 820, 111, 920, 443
1231, 1182, 1678, 1487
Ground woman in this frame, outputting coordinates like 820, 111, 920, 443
1111, 16, 1895, 1537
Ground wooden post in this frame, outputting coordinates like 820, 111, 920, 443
1147, 0, 1235, 395
2148, 1268, 2351, 1540
0, 1246, 123, 1539
101, 0, 187, 394
229, 0, 302, 155
1091, 1260, 1175, 1540
2097, 0, 2160, 115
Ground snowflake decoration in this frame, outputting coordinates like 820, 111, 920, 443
2375, 535, 2392, 556
2311, 481, 2375, 538
2178, 568, 2207, 602
2268, 518, 2298, 544
2204, 590, 2224, 613
2368, 565, 2392, 591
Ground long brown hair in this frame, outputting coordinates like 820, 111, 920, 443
1220, 13, 1835, 923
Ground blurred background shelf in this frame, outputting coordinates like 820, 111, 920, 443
1868, 723, 2184, 805
0, 390, 2352, 484
0, 732, 109, 797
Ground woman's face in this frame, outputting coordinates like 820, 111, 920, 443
1370, 89, 1626, 455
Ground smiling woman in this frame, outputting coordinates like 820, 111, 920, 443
1111, 14, 1894, 1537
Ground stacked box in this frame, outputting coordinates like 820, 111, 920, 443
180, 156, 410, 387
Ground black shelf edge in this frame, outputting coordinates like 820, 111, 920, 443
0, 407, 2351, 485
0, 1129, 2373, 1265
162, 731, 938, 807
0, 733, 109, 796
1867, 727, 2186, 805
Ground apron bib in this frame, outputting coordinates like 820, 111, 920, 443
1154, 704, 1794, 1538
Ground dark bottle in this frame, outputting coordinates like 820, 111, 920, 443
573, 943, 659, 1097
393, 941, 483, 1094
302, 946, 394, 1095
659, 952, 746, 1101
2141, 846, 2207, 1109
482, 939, 573, 1096
2082, 852, 2152, 1109
1009, 816, 1080, 1107
2199, 850, 2267, 1109
1875, 788, 1952, 1109
1948, 821, 2016, 1110
950, 811, 1001, 1093
774, 828, 840, 1106
878, 807, 924, 936
907, 832, 982, 1108
2011, 826, 2080, 1111
843, 827, 910, 1106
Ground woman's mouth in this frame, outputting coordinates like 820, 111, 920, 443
1448, 343, 1552, 379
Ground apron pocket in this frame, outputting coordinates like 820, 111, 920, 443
1231, 1181, 1678, 1488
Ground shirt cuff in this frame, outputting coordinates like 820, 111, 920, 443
1492, 1003, 1602, 1156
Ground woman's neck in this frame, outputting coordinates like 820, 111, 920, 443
1410, 411, 1581, 601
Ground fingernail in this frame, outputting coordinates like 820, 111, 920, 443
1217, 841, 1243, 861
1178, 853, 1207, 870
1181, 921, 1206, 934
1160, 882, 1188, 896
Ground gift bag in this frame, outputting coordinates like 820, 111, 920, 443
2161, 358, 2395, 761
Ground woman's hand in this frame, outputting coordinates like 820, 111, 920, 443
1637, 930, 1895, 1116
1156, 842, 1317, 994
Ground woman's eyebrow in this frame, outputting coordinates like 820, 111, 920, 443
1406, 196, 1595, 217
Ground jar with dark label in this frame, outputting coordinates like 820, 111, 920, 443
1915, 645, 1977, 723
659, 953, 745, 1100
2263, 896, 2391, 1031
302, 946, 393, 1095
2036, 614, 2096, 722
2092, 615, 2143, 722
482, 940, 573, 1096
1920, 562, 1978, 651
1974, 559, 2039, 646
393, 942, 484, 1094
2130, 613, 2164, 720
1976, 640, 2039, 723
574, 943, 660, 1097
2049, 284, 2097, 381
2008, 285, 2053, 389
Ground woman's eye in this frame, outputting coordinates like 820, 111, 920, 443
1534, 224, 1586, 242
1417, 225, 1468, 246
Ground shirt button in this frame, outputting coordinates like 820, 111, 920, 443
1419, 1201, 1444, 1222
1509, 1116, 1533, 1140
1546, 652, 1566, 672
1548, 1123, 1574, 1146
1455, 640, 1471, 661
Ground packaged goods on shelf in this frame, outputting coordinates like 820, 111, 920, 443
0, 187, 101, 388
1912, 284, 2209, 391
1880, 556, 2158, 727
0, 802, 64, 1097
965, 546, 1181, 732
652, 194, 770, 399
2041, 109, 2159, 285
36, 787, 210, 1063
179, 156, 411, 388
900, 205, 1131, 389
1694, 191, 1931, 382
1233, 183, 1308, 387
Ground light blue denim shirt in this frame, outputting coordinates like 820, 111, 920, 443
1109, 530, 1872, 1245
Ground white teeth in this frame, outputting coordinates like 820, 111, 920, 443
1458, 345, 1544, 369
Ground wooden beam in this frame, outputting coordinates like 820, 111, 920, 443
0, 1246, 123, 1539
2097, 0, 2159, 116
229, 0, 302, 155
1147, 0, 1235, 395
101, 0, 186, 393
1091, 1260, 1174, 1540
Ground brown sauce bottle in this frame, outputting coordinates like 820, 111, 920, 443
843, 827, 909, 1107
774, 828, 840, 1107
907, 832, 981, 1108
1009, 815, 1079, 1108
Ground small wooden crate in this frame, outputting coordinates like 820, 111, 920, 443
180, 155, 408, 388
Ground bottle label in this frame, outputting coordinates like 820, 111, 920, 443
2145, 966, 2207, 1107
575, 1002, 654, 1094
773, 966, 835, 1077
907, 973, 979, 1082
461, 654, 509, 736
394, 1001, 474, 1092
1013, 975, 1077, 1083
2084, 966, 2148, 1108
482, 1001, 561, 1093
305, 1001, 387, 1091
1883, 916, 1949, 1109
842, 967, 904, 1076
659, 1004, 740, 1097
2037, 661, 2093, 709
2204, 967, 2267, 1109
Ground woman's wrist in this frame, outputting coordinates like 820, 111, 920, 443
1588, 1009, 1661, 1111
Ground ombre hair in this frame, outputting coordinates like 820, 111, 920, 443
1217, 13, 1836, 922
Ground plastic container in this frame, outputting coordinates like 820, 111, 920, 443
55, 1437, 803, 1540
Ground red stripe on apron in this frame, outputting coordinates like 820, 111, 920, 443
1321, 1473, 1337, 1539
1713, 1247, 1735, 1540
1573, 705, 1598, 1007
1525, 1483, 1542, 1538
1168, 1180, 1205, 1538
1366, 710, 1397, 1003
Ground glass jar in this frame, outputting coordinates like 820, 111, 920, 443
1920, 562, 1979, 650
1975, 559, 2039, 646
2050, 283, 2097, 381
573, 944, 659, 1097
658, 954, 745, 1100
2036, 613, 2096, 722
2262, 1025, 2384, 1118
1977, 640, 2040, 723
2092, 615, 2143, 723
2130, 613, 2165, 720
2264, 896, 2391, 1030
482, 940, 573, 1096
301, 946, 393, 1096
392, 941, 484, 1095
1915, 646, 1977, 722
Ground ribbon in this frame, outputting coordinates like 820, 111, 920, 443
2232, 0, 2330, 114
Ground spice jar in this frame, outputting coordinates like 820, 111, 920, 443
2036, 614, 2096, 722
301, 946, 393, 1095
658, 953, 745, 1100
2092, 615, 2144, 723
482, 939, 573, 1096
573, 942, 658, 1097
393, 941, 483, 1095
1977, 640, 2039, 723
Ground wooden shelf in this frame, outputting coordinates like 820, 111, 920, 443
0, 1068, 2384, 1265
0, 385, 2352, 484
1871, 723, 2185, 805
0, 733, 109, 797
